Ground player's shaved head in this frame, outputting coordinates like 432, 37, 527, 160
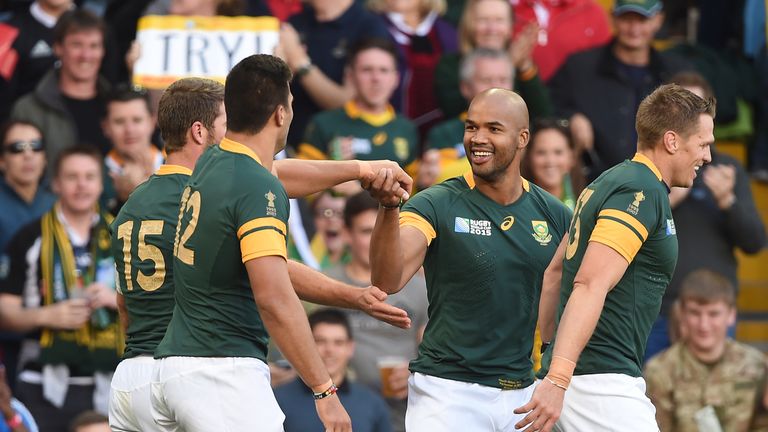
470, 88, 530, 131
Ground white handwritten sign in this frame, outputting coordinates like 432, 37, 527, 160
133, 15, 279, 89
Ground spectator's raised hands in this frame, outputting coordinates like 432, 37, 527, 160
703, 164, 736, 209
510, 22, 539, 72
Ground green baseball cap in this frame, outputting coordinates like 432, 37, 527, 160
613, 0, 663, 17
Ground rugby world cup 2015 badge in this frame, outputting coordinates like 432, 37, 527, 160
531, 220, 552, 245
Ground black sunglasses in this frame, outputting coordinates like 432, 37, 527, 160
3, 139, 44, 154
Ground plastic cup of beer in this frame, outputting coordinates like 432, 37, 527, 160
377, 356, 407, 398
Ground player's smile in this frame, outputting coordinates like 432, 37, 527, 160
469, 146, 494, 165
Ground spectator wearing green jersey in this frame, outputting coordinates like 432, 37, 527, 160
297, 38, 419, 179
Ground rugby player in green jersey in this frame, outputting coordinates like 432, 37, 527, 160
516, 84, 715, 432
366, 88, 572, 431
110, 73, 413, 431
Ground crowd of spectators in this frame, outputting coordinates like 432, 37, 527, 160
0, 0, 765, 430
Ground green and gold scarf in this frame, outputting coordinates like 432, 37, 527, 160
38, 205, 123, 375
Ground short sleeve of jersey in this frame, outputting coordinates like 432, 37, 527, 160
589, 187, 662, 263
400, 186, 442, 247
297, 118, 329, 160
234, 173, 290, 263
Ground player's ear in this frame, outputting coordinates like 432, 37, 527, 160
662, 131, 677, 154
518, 128, 530, 149
276, 104, 286, 127
190, 121, 205, 146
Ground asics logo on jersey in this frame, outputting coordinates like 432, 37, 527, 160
500, 216, 515, 231
454, 217, 491, 236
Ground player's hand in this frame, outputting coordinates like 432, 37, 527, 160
387, 364, 410, 399
356, 286, 411, 329
513, 378, 565, 432
364, 168, 410, 207
85, 282, 117, 310
703, 164, 736, 209
44, 299, 91, 330
315, 393, 352, 432
361, 161, 413, 202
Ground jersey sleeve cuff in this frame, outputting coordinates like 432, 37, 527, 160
590, 218, 642, 263
400, 211, 436, 246
240, 229, 287, 263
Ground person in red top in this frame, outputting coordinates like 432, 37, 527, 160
511, 0, 611, 82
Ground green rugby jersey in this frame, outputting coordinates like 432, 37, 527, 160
111, 165, 191, 359
297, 101, 418, 170
154, 138, 289, 361
401, 172, 572, 389
540, 153, 678, 378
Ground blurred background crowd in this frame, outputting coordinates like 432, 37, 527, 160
0, 0, 766, 430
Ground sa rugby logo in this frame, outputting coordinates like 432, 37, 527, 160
531, 220, 552, 245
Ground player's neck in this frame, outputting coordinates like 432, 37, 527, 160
637, 148, 672, 188
225, 131, 275, 172
345, 260, 371, 284
165, 148, 198, 171
474, 170, 525, 206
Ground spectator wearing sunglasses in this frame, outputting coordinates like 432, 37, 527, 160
0, 121, 54, 256
0, 120, 55, 395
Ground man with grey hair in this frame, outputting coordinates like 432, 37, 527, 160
420, 49, 514, 187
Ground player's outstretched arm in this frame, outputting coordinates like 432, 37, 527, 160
538, 234, 568, 343
287, 260, 411, 329
515, 242, 629, 432
368, 168, 427, 294
246, 255, 351, 432
274, 159, 413, 199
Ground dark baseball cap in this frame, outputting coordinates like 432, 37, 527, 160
613, 0, 663, 17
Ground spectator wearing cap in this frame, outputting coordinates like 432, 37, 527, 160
547, 0, 691, 179
10, 9, 112, 176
